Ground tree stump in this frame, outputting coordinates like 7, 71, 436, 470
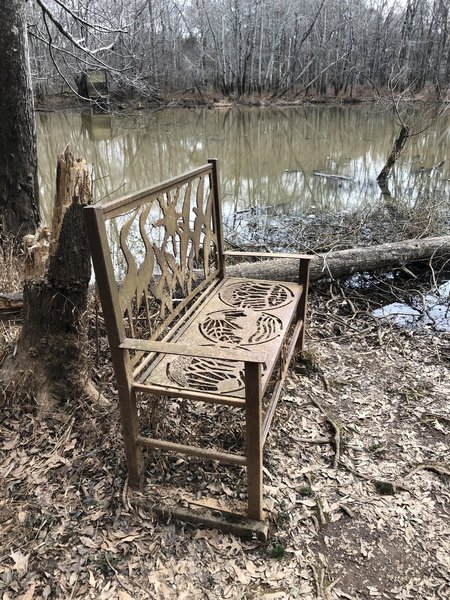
4, 148, 97, 410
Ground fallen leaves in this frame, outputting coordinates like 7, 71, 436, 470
1, 287, 449, 599
20, 582, 36, 600
10, 550, 29, 576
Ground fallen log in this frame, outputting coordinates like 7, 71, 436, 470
313, 172, 353, 181
2, 236, 450, 321
227, 236, 450, 282
0, 292, 23, 316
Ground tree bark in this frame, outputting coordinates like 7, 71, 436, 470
4, 148, 93, 410
0, 0, 39, 240
227, 236, 450, 283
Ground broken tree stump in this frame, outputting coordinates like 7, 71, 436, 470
2, 147, 107, 410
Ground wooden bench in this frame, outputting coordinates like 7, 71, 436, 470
84, 159, 312, 523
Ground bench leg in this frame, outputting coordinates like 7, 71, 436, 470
119, 387, 145, 489
245, 362, 263, 521
296, 259, 310, 351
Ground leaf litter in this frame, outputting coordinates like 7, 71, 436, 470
1, 270, 450, 599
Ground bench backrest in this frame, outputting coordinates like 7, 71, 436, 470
84, 160, 225, 355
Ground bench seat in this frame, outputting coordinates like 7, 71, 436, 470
129, 277, 303, 401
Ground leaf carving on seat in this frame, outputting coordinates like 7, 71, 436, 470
166, 356, 245, 393
199, 310, 283, 347
220, 281, 293, 311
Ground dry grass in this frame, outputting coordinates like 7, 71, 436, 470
0, 232, 23, 295
224, 193, 450, 255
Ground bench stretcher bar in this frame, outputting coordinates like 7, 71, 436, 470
136, 435, 248, 466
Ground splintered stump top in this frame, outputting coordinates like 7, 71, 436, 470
23, 147, 92, 286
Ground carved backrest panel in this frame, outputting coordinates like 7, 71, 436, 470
101, 164, 221, 341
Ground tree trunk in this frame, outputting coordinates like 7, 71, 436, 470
377, 125, 410, 182
4, 148, 93, 411
0, 0, 39, 241
227, 236, 450, 283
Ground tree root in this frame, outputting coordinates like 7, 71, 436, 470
310, 397, 342, 468
0, 358, 110, 411
339, 461, 418, 498
83, 378, 111, 407
311, 565, 339, 600
405, 462, 450, 479
295, 436, 331, 444
421, 412, 450, 428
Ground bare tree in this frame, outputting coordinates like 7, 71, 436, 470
377, 79, 447, 187
23, 0, 450, 102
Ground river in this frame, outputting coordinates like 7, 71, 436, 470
36, 105, 450, 226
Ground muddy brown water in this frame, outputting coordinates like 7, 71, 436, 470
36, 106, 450, 225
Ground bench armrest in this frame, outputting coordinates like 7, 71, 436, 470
223, 251, 313, 260
119, 338, 267, 364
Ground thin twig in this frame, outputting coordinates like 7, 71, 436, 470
310, 397, 342, 469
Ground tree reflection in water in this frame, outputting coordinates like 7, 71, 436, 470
36, 106, 450, 226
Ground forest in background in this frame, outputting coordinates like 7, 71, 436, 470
28, 0, 450, 102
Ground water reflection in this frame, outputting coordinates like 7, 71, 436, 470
36, 106, 450, 225
81, 113, 113, 141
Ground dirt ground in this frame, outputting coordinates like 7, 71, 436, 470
1, 276, 449, 600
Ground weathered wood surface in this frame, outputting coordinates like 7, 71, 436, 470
132, 498, 269, 541
313, 172, 353, 181
23, 227, 50, 279
0, 292, 23, 320
0, 292, 23, 310
227, 236, 450, 282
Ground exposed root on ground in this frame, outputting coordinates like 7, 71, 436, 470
311, 565, 338, 600
310, 396, 343, 469
405, 462, 450, 479
83, 378, 111, 407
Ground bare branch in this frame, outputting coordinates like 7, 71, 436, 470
35, 0, 119, 59
45, 0, 129, 35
